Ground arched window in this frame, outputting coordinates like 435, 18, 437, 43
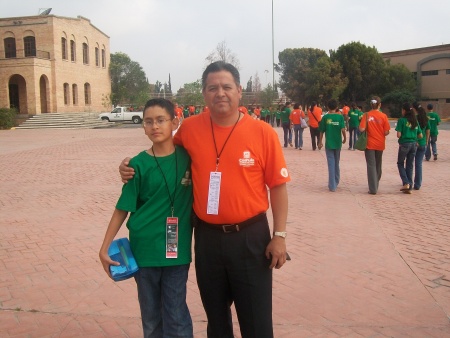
63, 83, 70, 105
70, 39, 76, 62
24, 36, 36, 57
101, 48, 106, 68
84, 83, 91, 105
4, 37, 16, 58
61, 37, 67, 60
72, 84, 78, 105
82, 43, 89, 64
95, 47, 99, 67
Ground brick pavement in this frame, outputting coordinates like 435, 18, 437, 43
0, 125, 449, 337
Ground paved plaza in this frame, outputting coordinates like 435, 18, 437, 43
0, 123, 449, 337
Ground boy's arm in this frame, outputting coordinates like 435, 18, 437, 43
341, 128, 346, 144
99, 208, 129, 279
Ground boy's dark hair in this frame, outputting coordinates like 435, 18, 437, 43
327, 99, 338, 111
143, 98, 175, 119
427, 103, 433, 110
294, 103, 300, 109
202, 61, 240, 90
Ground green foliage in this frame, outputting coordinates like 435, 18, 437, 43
176, 80, 204, 106
110, 52, 149, 106
330, 42, 386, 101
259, 83, 278, 108
382, 90, 418, 118
276, 48, 346, 105
0, 108, 17, 129
378, 62, 416, 94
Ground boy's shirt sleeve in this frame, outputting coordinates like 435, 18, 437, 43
116, 157, 140, 213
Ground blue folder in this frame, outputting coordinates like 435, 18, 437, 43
108, 238, 139, 281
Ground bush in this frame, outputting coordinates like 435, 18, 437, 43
0, 108, 17, 129
382, 90, 418, 118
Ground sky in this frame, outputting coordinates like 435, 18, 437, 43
2, 0, 450, 91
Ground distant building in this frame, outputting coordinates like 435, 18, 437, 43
0, 14, 111, 115
382, 44, 450, 117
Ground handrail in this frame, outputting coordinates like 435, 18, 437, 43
0, 49, 50, 60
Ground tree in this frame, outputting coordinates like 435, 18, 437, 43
110, 52, 149, 106
205, 40, 240, 69
253, 72, 262, 93
176, 80, 204, 106
245, 76, 253, 92
330, 42, 386, 102
382, 90, 418, 118
259, 83, 278, 108
276, 48, 345, 105
378, 62, 416, 94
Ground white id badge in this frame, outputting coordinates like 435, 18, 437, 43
207, 171, 221, 215
166, 217, 178, 258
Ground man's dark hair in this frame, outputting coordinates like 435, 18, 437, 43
202, 61, 240, 90
143, 98, 175, 119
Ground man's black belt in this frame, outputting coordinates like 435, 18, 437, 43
198, 213, 266, 233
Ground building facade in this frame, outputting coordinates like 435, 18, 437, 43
382, 44, 450, 117
0, 14, 111, 115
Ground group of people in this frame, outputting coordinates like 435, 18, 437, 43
99, 61, 289, 338
309, 96, 441, 195
395, 102, 441, 194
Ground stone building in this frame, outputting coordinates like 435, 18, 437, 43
382, 44, 450, 117
0, 13, 111, 115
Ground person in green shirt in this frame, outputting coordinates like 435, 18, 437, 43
318, 99, 346, 192
395, 102, 422, 194
412, 103, 430, 190
275, 107, 281, 127
347, 102, 362, 150
99, 98, 194, 338
425, 103, 441, 161
280, 102, 293, 147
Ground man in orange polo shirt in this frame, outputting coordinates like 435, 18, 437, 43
307, 101, 322, 150
119, 61, 290, 338
342, 102, 350, 131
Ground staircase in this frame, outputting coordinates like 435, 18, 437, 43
16, 112, 115, 129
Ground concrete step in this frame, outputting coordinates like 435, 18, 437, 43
16, 112, 116, 129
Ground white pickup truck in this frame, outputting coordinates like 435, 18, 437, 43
98, 106, 143, 124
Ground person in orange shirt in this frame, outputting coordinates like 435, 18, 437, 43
119, 61, 290, 338
307, 101, 322, 150
342, 102, 350, 131
238, 105, 248, 114
253, 105, 261, 119
290, 103, 306, 149
359, 96, 390, 195
174, 103, 183, 121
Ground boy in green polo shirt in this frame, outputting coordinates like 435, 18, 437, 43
318, 99, 346, 192
348, 103, 362, 150
425, 103, 441, 161
99, 98, 194, 338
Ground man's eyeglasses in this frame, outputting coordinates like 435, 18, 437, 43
143, 118, 172, 127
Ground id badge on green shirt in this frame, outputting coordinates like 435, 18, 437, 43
166, 217, 178, 258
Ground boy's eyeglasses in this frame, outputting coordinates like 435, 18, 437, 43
143, 118, 172, 127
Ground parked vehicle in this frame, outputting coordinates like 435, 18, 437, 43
98, 106, 143, 124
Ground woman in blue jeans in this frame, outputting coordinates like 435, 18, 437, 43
395, 103, 422, 194
412, 103, 430, 190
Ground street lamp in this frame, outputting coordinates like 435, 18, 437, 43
272, 0, 275, 90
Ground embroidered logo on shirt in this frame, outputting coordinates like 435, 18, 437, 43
239, 151, 255, 167
281, 168, 289, 178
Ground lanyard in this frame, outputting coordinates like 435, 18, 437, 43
151, 147, 177, 217
210, 113, 240, 171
